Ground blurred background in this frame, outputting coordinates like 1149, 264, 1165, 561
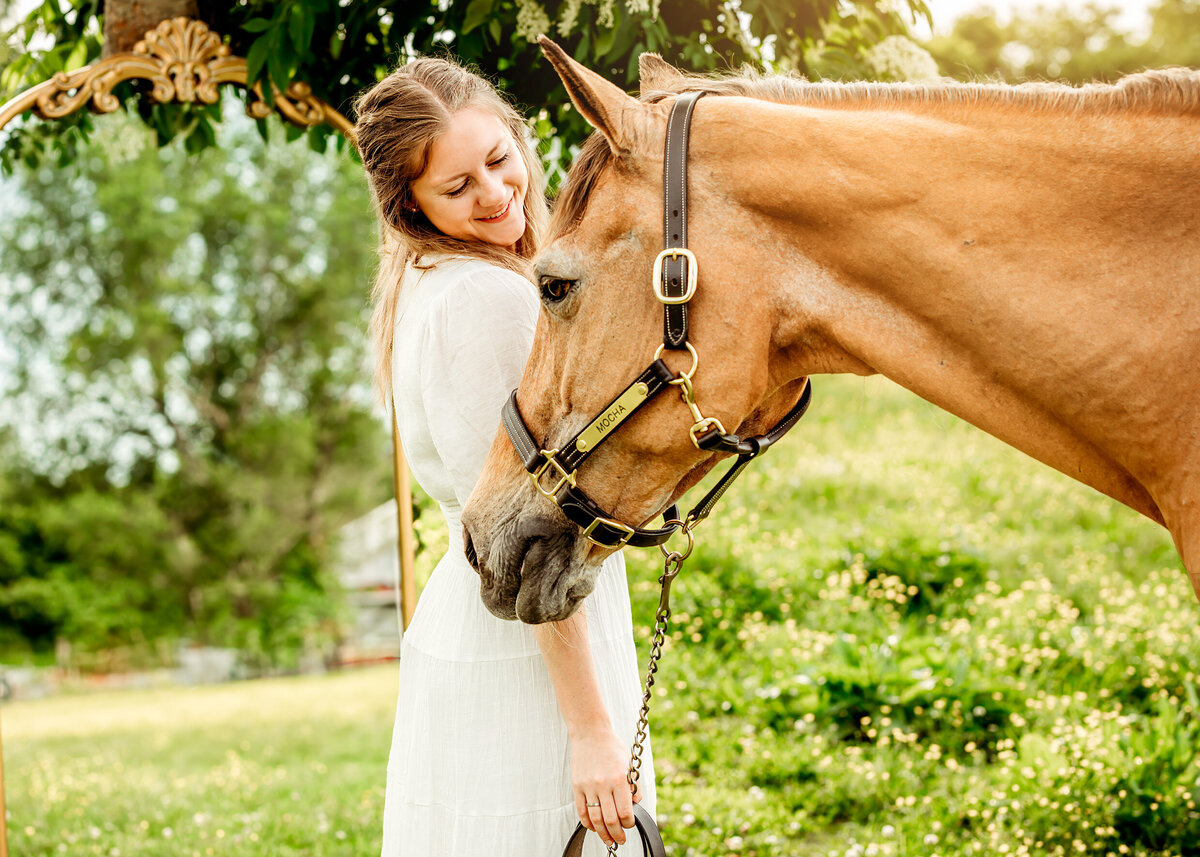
0, 0, 1195, 688
0, 2, 1197, 856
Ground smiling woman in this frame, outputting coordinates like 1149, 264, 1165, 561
352, 57, 656, 857
409, 108, 529, 249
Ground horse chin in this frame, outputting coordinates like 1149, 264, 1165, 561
474, 511, 597, 624
514, 534, 598, 624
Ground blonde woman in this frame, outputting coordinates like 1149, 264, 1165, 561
353, 57, 655, 856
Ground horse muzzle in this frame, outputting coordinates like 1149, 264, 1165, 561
462, 509, 598, 624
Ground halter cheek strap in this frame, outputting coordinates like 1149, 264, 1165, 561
501, 90, 814, 549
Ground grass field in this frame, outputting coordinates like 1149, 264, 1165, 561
5, 375, 1197, 857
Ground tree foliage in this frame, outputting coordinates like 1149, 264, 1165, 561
926, 0, 1200, 83
0, 106, 390, 664
0, 0, 936, 661
1, 0, 930, 172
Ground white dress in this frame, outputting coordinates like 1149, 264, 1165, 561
381, 254, 656, 857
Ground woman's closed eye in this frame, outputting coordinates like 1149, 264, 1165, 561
444, 154, 511, 198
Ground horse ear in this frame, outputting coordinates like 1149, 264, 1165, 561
638, 52, 683, 92
538, 36, 643, 157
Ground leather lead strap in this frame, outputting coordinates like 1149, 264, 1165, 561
661, 91, 704, 349
560, 805, 665, 857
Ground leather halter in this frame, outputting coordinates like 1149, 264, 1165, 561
501, 90, 813, 549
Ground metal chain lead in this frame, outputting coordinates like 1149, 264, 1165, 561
607, 540, 687, 855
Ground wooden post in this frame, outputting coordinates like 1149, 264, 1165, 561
391, 410, 417, 630
101, 0, 198, 56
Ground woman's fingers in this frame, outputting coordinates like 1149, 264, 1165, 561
575, 792, 593, 831
614, 782, 636, 830
599, 791, 627, 846
585, 800, 611, 845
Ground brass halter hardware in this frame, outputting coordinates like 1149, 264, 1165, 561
583, 516, 637, 548
529, 449, 576, 499
654, 341, 729, 449
652, 248, 698, 304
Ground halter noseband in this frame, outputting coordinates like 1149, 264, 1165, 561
501, 91, 813, 549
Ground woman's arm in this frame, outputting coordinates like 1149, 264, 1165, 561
533, 604, 639, 848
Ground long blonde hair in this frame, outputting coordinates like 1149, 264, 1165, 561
352, 57, 549, 404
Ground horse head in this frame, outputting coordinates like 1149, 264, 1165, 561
461, 41, 811, 623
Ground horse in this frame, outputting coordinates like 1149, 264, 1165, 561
460, 38, 1200, 624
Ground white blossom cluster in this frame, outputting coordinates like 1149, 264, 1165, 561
514, 0, 661, 43
863, 34, 940, 81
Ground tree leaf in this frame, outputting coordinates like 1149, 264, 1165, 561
245, 37, 270, 86
461, 0, 494, 34
594, 26, 616, 58
288, 8, 316, 54
242, 18, 274, 34
64, 39, 89, 72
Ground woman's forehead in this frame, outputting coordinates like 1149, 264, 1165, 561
421, 108, 512, 186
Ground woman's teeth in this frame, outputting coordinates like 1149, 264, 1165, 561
480, 199, 510, 221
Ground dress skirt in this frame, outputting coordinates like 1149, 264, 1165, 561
379, 517, 655, 857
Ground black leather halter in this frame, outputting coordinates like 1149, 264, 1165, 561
501, 90, 813, 549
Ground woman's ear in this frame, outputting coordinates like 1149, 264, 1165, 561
538, 36, 649, 158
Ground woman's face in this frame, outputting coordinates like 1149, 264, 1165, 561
410, 107, 529, 249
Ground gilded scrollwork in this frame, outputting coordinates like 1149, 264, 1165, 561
0, 17, 351, 137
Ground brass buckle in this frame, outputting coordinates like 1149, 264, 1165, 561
529, 449, 576, 499
689, 416, 728, 449
652, 248, 698, 305
583, 516, 637, 548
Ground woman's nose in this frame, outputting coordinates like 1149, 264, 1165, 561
477, 174, 506, 209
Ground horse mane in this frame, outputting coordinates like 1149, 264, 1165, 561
550, 66, 1200, 235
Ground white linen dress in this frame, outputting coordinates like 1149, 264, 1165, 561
381, 254, 656, 857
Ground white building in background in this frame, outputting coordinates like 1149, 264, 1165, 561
335, 500, 404, 660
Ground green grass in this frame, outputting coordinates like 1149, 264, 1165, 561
4, 668, 397, 856
5, 375, 1197, 856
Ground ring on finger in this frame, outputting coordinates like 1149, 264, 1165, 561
586, 801, 601, 807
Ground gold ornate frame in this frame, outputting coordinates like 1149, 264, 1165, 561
0, 16, 352, 133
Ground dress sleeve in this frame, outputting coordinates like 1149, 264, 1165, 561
418, 263, 540, 509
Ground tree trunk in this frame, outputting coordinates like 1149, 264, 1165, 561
101, 0, 199, 57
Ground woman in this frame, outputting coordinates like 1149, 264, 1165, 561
352, 57, 655, 856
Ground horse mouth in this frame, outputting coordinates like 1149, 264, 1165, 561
467, 513, 594, 624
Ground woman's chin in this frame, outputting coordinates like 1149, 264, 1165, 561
483, 218, 525, 249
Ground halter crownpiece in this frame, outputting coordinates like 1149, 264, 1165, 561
501, 90, 813, 549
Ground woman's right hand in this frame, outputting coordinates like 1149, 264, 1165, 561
570, 727, 640, 848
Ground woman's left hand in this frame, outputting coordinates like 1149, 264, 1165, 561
570, 727, 640, 849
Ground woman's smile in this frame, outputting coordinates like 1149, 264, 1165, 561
478, 195, 514, 223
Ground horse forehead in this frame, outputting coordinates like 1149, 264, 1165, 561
535, 244, 584, 279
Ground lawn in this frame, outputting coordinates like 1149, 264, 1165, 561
5, 375, 1196, 857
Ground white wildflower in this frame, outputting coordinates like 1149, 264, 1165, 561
596, 0, 616, 28
557, 0, 583, 36
515, 0, 552, 42
864, 35, 940, 82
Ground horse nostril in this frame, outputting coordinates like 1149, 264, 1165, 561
462, 525, 480, 574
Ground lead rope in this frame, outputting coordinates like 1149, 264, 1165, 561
607, 521, 694, 855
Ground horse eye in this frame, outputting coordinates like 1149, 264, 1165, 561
539, 276, 574, 304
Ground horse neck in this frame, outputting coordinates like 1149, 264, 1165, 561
691, 95, 1200, 521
